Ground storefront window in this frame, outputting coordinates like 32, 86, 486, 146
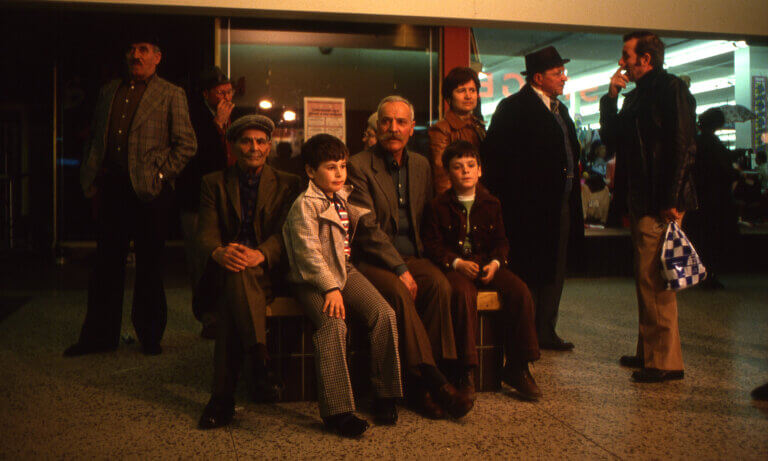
220, 20, 438, 168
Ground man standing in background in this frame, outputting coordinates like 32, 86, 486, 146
482, 47, 583, 351
65, 33, 197, 357
176, 66, 235, 338
600, 31, 697, 382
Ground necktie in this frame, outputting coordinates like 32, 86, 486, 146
550, 99, 559, 113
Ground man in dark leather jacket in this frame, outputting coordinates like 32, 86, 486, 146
600, 31, 697, 383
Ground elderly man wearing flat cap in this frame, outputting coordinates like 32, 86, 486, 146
65, 33, 197, 357
196, 114, 302, 429
482, 46, 583, 360
176, 66, 236, 338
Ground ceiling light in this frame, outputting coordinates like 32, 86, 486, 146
259, 99, 273, 110
283, 110, 296, 122
665, 40, 748, 68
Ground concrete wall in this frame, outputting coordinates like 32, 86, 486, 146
35, 0, 768, 39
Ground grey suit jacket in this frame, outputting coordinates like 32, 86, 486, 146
80, 75, 197, 201
347, 145, 433, 270
283, 181, 370, 292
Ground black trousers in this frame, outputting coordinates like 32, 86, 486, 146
527, 197, 570, 345
78, 171, 172, 348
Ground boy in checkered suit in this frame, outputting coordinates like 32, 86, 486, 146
283, 134, 403, 437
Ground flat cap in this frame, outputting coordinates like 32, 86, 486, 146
227, 114, 275, 142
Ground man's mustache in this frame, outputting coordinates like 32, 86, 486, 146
129, 59, 142, 65
378, 133, 406, 142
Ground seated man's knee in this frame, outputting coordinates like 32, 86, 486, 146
318, 316, 348, 339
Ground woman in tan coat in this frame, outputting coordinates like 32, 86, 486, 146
428, 67, 486, 194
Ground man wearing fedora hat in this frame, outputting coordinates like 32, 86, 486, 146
482, 46, 583, 354
176, 66, 237, 338
196, 114, 302, 428
65, 32, 197, 357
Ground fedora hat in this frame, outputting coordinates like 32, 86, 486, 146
199, 66, 231, 92
521, 46, 570, 76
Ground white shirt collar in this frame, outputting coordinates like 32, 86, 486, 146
531, 85, 556, 112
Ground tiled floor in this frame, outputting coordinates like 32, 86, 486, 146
1, 256, 766, 459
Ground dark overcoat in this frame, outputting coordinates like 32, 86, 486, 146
480, 84, 584, 284
176, 97, 230, 212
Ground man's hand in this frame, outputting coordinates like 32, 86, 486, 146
323, 289, 345, 319
608, 67, 629, 98
212, 243, 251, 272
479, 261, 500, 285
455, 259, 480, 280
660, 208, 683, 223
231, 244, 265, 267
214, 99, 235, 128
398, 270, 418, 300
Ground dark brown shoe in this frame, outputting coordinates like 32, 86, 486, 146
619, 355, 643, 368
433, 383, 474, 419
501, 363, 542, 401
631, 368, 684, 383
457, 371, 476, 402
419, 390, 446, 419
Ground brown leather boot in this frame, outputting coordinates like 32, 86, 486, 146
501, 362, 542, 401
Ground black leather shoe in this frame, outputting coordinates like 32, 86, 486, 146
501, 363, 542, 401
433, 383, 474, 419
619, 355, 643, 368
539, 338, 575, 351
632, 368, 684, 383
141, 343, 162, 356
198, 397, 235, 429
63, 342, 117, 357
457, 371, 476, 402
751, 382, 768, 401
372, 398, 398, 425
323, 413, 369, 438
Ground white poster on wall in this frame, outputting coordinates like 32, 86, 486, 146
304, 97, 346, 143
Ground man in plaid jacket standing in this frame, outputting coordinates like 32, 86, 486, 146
65, 33, 197, 357
600, 31, 697, 383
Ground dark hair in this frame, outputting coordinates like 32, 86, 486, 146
442, 67, 480, 103
623, 31, 665, 69
698, 108, 725, 133
442, 140, 481, 170
301, 134, 349, 169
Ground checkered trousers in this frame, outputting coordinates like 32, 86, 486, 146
293, 265, 403, 418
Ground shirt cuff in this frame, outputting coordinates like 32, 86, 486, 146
322, 287, 341, 295
394, 264, 409, 276
451, 258, 461, 270
490, 259, 501, 269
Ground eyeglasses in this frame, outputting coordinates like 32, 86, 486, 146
238, 137, 270, 146
545, 69, 568, 78
214, 89, 235, 97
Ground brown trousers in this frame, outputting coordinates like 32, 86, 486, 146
207, 265, 272, 398
447, 267, 540, 368
631, 214, 685, 371
357, 257, 456, 374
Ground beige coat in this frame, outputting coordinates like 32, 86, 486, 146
283, 181, 371, 292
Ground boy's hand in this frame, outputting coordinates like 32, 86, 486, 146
455, 259, 480, 279
323, 289, 345, 319
480, 261, 500, 285
399, 270, 418, 300
212, 243, 249, 272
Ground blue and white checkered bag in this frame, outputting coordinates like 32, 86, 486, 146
660, 221, 707, 291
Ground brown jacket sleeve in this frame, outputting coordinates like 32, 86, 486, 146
421, 198, 461, 271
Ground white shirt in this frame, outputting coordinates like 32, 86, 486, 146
531, 85, 556, 112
